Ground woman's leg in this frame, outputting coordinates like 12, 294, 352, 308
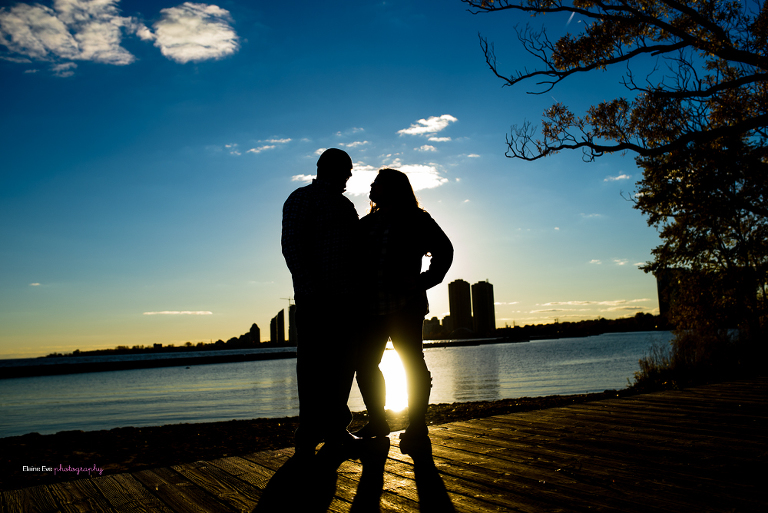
390, 313, 431, 434
355, 315, 390, 430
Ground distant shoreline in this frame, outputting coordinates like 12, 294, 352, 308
1, 337, 531, 379
0, 330, 668, 379
0, 351, 298, 379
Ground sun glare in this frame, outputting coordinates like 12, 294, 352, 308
379, 341, 409, 412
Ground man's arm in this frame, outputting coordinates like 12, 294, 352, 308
281, 190, 315, 298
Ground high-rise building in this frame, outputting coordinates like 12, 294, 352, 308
472, 280, 496, 336
448, 279, 472, 333
270, 309, 285, 344
288, 304, 298, 346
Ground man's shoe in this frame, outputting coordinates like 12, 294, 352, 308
323, 430, 362, 459
352, 420, 390, 439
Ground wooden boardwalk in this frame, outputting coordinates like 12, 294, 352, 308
3, 377, 766, 512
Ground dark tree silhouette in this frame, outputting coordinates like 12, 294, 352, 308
463, 0, 767, 161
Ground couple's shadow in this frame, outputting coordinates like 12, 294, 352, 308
252, 437, 455, 512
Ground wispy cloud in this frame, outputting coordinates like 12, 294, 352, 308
247, 145, 275, 154
262, 138, 291, 144
589, 259, 602, 264
291, 174, 315, 182
541, 299, 650, 307
29, 282, 41, 286
416, 145, 436, 152
398, 114, 457, 136
495, 301, 519, 305
613, 258, 629, 266
604, 173, 631, 182
52, 61, 75, 76
604, 306, 645, 312
466, 154, 480, 158
340, 141, 368, 148
581, 213, 602, 218
143, 311, 213, 315
428, 136, 451, 142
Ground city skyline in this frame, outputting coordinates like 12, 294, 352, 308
0, 0, 661, 359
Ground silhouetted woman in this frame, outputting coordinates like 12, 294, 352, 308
354, 168, 453, 454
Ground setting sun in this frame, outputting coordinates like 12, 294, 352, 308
379, 342, 408, 412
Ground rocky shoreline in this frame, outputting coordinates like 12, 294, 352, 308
1, 388, 639, 491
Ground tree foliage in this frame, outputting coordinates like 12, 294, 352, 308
636, 136, 767, 337
464, 0, 768, 161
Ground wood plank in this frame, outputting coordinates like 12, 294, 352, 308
0, 485, 60, 513
171, 461, 262, 513
41, 479, 116, 513
429, 419, 761, 507
90, 474, 173, 513
423, 425, 749, 513
131, 467, 236, 513
392, 436, 668, 513
206, 456, 274, 491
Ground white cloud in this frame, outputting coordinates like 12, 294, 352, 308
247, 145, 275, 154
262, 138, 291, 144
344, 161, 448, 196
466, 154, 480, 158
400, 164, 448, 191
0, 1, 238, 73
345, 162, 378, 195
416, 145, 436, 152
614, 259, 629, 266
554, 226, 560, 231
340, 140, 368, 148
314, 148, 326, 155
0, 0, 143, 66
589, 259, 602, 264
0, 3, 78, 61
291, 174, 315, 183
143, 311, 213, 315
604, 173, 632, 182
581, 213, 602, 218
151, 3, 239, 64
398, 114, 457, 136
495, 301, 519, 305
29, 282, 41, 286
428, 136, 451, 142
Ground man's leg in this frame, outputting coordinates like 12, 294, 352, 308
295, 297, 356, 452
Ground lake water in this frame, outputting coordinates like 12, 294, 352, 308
0, 331, 671, 438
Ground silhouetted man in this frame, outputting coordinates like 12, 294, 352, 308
281, 148, 359, 456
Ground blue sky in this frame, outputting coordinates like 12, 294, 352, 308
0, 0, 662, 358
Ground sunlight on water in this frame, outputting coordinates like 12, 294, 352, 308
379, 342, 408, 411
